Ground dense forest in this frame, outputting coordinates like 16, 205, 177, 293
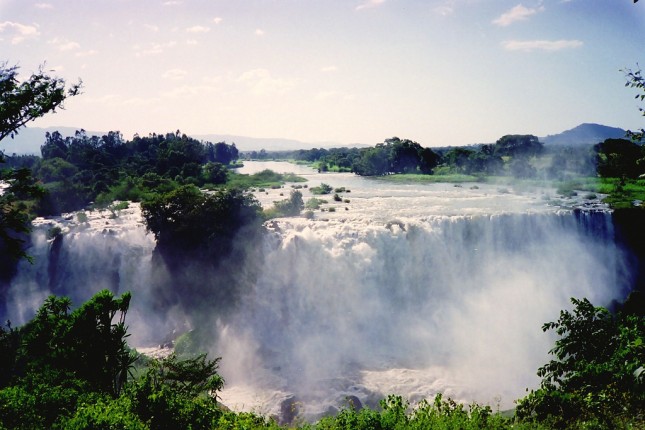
1, 62, 644, 429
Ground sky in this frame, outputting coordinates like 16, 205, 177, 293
1, 0, 644, 147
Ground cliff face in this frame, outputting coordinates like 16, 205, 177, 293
612, 208, 645, 292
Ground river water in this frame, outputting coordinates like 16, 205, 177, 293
216, 162, 621, 420
4, 161, 625, 422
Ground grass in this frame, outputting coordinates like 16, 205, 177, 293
226, 169, 307, 189
555, 177, 645, 208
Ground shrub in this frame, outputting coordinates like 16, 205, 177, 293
310, 183, 333, 195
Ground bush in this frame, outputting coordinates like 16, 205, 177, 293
305, 198, 327, 210
516, 297, 645, 428
310, 183, 333, 195
62, 396, 147, 430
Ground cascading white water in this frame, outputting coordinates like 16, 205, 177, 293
2, 162, 627, 422
215, 211, 622, 419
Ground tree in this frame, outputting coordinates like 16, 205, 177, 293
1, 63, 80, 262
516, 297, 644, 428
624, 66, 645, 141
272, 190, 304, 217
353, 146, 389, 176
493, 134, 543, 158
141, 185, 262, 263
594, 138, 645, 178
0, 63, 81, 141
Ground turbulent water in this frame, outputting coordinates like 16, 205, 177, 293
3, 161, 630, 421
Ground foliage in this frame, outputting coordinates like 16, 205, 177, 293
594, 138, 645, 179
516, 297, 645, 428
0, 291, 136, 428
493, 135, 543, 158
310, 183, 334, 195
268, 190, 304, 218
313, 394, 517, 430
126, 353, 224, 430
62, 395, 148, 430
0, 62, 79, 263
0, 62, 81, 141
1, 290, 135, 395
623, 66, 645, 142
0, 166, 44, 262
226, 169, 306, 189
0, 292, 229, 430
305, 198, 328, 210
141, 184, 262, 263
32, 130, 242, 214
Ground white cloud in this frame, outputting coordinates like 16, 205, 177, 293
75, 49, 98, 57
186, 39, 198, 45
48, 37, 80, 51
134, 41, 177, 56
163, 1, 182, 5
162, 68, 188, 80
144, 24, 159, 32
255, 28, 265, 36
356, 0, 386, 11
34, 3, 53, 9
59, 41, 80, 51
162, 84, 218, 98
0, 21, 40, 44
186, 25, 210, 33
213, 17, 223, 24
493, 4, 545, 27
321, 65, 339, 73
502, 39, 583, 52
237, 68, 296, 95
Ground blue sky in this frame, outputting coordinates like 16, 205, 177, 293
1, 0, 644, 147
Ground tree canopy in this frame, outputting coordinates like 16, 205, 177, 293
0, 63, 81, 141
0, 63, 80, 264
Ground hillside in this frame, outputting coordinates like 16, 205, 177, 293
541, 123, 627, 146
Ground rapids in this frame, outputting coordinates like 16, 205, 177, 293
2, 161, 629, 422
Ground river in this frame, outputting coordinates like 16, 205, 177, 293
3, 161, 626, 423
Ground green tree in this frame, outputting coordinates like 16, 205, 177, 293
353, 146, 389, 176
594, 138, 645, 178
272, 190, 304, 217
0, 63, 80, 263
0, 63, 81, 141
493, 134, 543, 158
516, 297, 644, 428
624, 66, 645, 141
141, 185, 262, 263
0, 291, 136, 428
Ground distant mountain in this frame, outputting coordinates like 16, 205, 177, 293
541, 123, 627, 146
0, 126, 352, 155
192, 133, 348, 152
0, 126, 106, 156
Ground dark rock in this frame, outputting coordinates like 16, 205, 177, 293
279, 395, 300, 425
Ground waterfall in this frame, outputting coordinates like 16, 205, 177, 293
1, 177, 630, 421
214, 210, 624, 418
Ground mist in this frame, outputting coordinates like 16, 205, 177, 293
1, 162, 630, 422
